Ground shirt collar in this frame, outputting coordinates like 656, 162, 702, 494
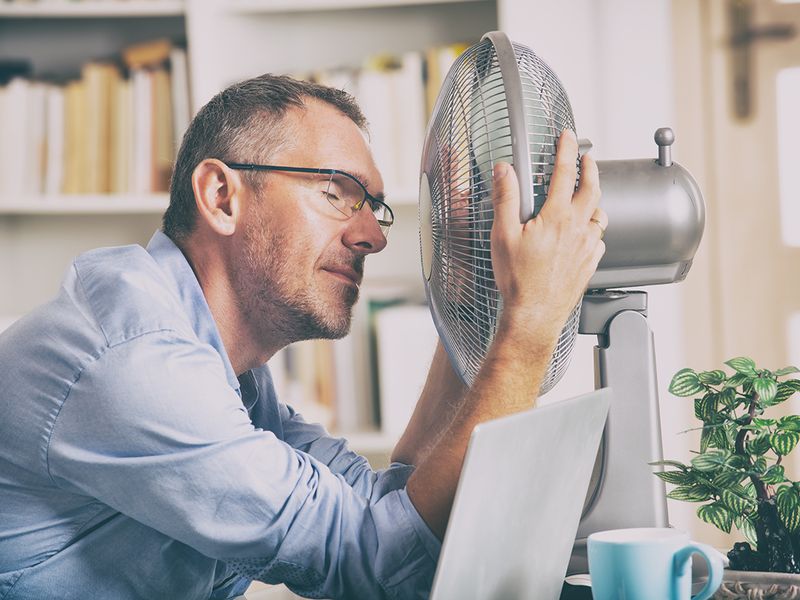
146, 230, 240, 393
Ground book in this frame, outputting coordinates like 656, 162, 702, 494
83, 62, 120, 194
169, 46, 191, 150
44, 84, 65, 196
63, 79, 87, 194
151, 66, 174, 192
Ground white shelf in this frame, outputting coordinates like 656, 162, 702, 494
0, 194, 169, 215
226, 0, 483, 14
0, 1, 184, 18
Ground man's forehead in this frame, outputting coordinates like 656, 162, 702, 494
278, 100, 383, 190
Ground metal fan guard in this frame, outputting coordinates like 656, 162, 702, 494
420, 32, 581, 394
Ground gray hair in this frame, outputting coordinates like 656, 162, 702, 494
163, 73, 367, 242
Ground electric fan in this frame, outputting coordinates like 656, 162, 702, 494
419, 31, 705, 573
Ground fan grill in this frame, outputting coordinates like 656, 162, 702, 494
421, 36, 580, 393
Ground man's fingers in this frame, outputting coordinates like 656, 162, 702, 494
491, 162, 521, 233
542, 130, 579, 213
574, 152, 601, 219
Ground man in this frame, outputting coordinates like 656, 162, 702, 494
0, 74, 606, 599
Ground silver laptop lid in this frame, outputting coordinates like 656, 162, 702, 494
430, 388, 611, 600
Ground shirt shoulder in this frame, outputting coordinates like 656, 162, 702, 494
71, 244, 195, 346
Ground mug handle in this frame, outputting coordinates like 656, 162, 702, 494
673, 542, 724, 600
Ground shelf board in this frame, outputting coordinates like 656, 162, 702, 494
0, 194, 169, 215
227, 0, 483, 14
0, 1, 184, 18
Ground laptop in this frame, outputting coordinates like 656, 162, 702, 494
429, 388, 611, 600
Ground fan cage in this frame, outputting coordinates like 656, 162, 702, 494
421, 36, 581, 394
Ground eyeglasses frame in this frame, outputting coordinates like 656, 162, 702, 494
223, 162, 394, 233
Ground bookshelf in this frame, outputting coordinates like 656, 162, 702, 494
0, 0, 498, 459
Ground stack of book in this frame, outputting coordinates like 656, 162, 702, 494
303, 43, 469, 200
0, 38, 190, 200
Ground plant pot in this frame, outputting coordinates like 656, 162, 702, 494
710, 569, 800, 599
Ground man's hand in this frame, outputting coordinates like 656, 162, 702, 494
404, 130, 607, 539
491, 130, 606, 339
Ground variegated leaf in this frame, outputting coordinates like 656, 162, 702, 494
668, 485, 714, 503
697, 502, 733, 533
691, 450, 729, 472
722, 489, 754, 513
770, 431, 800, 456
761, 464, 786, 485
699, 370, 727, 385
670, 368, 705, 397
654, 470, 694, 485
746, 434, 771, 456
753, 377, 778, 405
777, 487, 800, 533
735, 515, 758, 548
725, 357, 757, 376
776, 366, 800, 376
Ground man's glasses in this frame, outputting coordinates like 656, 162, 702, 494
225, 163, 394, 235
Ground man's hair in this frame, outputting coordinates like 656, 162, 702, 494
163, 74, 367, 243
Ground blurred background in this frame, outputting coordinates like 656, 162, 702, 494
1, 0, 799, 591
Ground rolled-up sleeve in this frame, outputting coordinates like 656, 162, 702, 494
46, 332, 439, 599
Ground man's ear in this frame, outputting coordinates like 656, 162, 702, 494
191, 159, 242, 237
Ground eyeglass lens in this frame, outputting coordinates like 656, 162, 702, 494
325, 173, 392, 234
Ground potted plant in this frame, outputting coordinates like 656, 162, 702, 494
655, 357, 800, 597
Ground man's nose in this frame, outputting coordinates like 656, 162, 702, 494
342, 205, 388, 254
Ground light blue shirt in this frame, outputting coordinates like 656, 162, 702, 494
0, 231, 439, 600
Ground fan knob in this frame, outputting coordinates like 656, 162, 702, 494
654, 127, 675, 167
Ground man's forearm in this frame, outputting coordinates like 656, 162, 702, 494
391, 342, 467, 466
404, 315, 559, 538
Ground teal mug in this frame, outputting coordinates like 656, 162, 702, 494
587, 528, 724, 600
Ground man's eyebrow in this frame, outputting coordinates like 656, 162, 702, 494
344, 170, 386, 201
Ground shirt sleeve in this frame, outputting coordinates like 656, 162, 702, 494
46, 332, 440, 599
278, 402, 417, 501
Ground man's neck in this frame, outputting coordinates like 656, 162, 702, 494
178, 236, 284, 376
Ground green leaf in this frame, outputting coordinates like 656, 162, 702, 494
776, 367, 800, 376
761, 464, 787, 485
735, 515, 759, 548
779, 416, 800, 432
711, 426, 730, 450
654, 470, 694, 485
724, 373, 750, 389
699, 370, 727, 385
713, 469, 744, 488
697, 502, 734, 533
668, 485, 715, 502
753, 377, 779, 405
691, 450, 730, 472
726, 455, 750, 470
722, 488, 755, 513
753, 417, 777, 427
725, 357, 757, 376
718, 388, 738, 409
776, 486, 800, 532
746, 434, 772, 456
694, 395, 717, 422
670, 368, 705, 397
775, 380, 800, 403
700, 427, 712, 453
753, 457, 768, 474
770, 431, 800, 456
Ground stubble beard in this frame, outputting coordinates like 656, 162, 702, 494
236, 214, 360, 345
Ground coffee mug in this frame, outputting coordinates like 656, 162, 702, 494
587, 528, 724, 600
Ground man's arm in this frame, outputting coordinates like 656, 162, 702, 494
405, 131, 606, 538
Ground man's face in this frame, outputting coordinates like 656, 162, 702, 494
231, 99, 387, 344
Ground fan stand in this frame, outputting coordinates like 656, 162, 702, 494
567, 289, 670, 575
